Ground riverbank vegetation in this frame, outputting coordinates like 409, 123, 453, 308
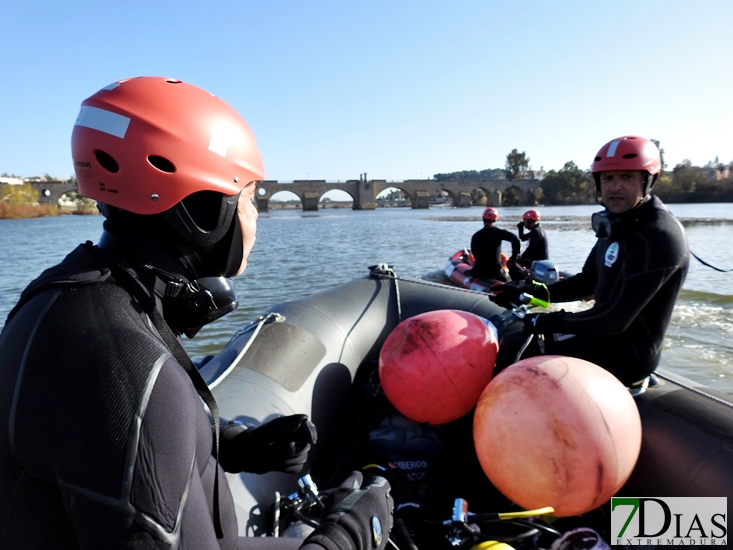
0, 183, 58, 219
0, 181, 97, 219
436, 146, 733, 206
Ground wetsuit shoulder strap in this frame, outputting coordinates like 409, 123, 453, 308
5, 242, 112, 324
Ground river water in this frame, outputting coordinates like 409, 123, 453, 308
1, 203, 732, 395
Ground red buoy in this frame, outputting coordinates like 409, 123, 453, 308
473, 355, 642, 517
379, 310, 499, 425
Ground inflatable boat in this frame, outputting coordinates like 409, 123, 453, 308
442, 249, 500, 292
199, 266, 733, 546
443, 249, 561, 292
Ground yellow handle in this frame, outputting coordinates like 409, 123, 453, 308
471, 542, 514, 550
527, 295, 549, 309
498, 506, 555, 519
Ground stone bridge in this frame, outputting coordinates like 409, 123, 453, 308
29, 180, 78, 205
27, 178, 542, 213
255, 178, 541, 212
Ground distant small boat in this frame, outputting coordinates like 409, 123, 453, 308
442, 248, 506, 292
443, 249, 564, 292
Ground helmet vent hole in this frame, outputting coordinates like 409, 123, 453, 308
594, 156, 602, 161
165, 79, 182, 84
94, 150, 119, 173
148, 155, 176, 173
622, 153, 638, 159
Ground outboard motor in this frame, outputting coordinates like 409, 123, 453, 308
529, 260, 559, 285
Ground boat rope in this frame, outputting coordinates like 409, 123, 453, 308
368, 264, 403, 324
654, 371, 733, 410
208, 312, 282, 390
690, 251, 733, 273
394, 277, 402, 324
516, 333, 534, 363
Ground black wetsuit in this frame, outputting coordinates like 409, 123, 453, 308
0, 244, 306, 550
519, 196, 689, 385
470, 225, 520, 282
517, 224, 548, 268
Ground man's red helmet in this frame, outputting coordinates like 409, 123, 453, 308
483, 207, 499, 221
523, 209, 540, 221
591, 136, 661, 195
72, 76, 265, 215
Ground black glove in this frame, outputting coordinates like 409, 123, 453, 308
523, 311, 562, 335
218, 414, 317, 474
517, 221, 525, 230
318, 470, 365, 510
489, 282, 530, 309
304, 471, 394, 550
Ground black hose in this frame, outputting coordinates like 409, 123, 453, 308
691, 251, 733, 272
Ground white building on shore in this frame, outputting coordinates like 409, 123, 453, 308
0, 177, 23, 185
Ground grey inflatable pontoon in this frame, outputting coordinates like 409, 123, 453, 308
199, 268, 733, 537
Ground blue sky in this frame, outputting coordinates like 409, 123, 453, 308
1, 0, 731, 186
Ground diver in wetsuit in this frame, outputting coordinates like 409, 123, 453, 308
516, 209, 548, 267
470, 207, 521, 282
0, 77, 392, 550
492, 136, 689, 386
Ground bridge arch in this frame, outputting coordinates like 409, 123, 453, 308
254, 178, 541, 212
29, 181, 78, 206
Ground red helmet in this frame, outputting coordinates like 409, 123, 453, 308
523, 209, 540, 221
71, 77, 265, 217
483, 207, 498, 221
591, 136, 661, 195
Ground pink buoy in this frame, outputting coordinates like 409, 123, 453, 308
473, 355, 642, 517
379, 310, 498, 425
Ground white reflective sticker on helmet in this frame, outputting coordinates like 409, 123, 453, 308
607, 140, 620, 157
209, 123, 232, 157
75, 106, 130, 139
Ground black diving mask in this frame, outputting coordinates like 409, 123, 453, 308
591, 210, 612, 239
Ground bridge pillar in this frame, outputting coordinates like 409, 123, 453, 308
412, 191, 430, 209
489, 190, 502, 207
256, 198, 269, 212
353, 179, 376, 210
303, 192, 319, 211
457, 192, 472, 208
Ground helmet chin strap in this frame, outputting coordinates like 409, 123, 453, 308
97, 229, 239, 337
643, 172, 658, 196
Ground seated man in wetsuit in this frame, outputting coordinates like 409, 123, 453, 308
0, 77, 392, 550
508, 209, 549, 280
470, 207, 521, 282
517, 209, 548, 268
491, 136, 689, 387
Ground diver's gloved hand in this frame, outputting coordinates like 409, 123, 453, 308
523, 311, 563, 335
318, 470, 365, 509
489, 282, 530, 309
218, 414, 317, 474
517, 221, 525, 230
304, 471, 394, 550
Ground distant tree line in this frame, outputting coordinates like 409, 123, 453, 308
434, 147, 733, 205
434, 168, 506, 181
